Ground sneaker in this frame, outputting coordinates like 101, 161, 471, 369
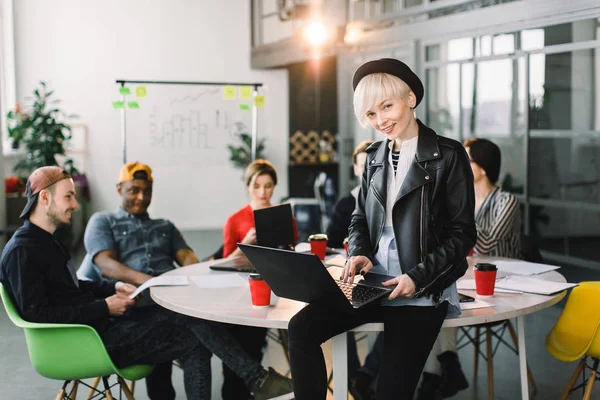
416, 372, 443, 400
437, 351, 469, 398
253, 367, 294, 400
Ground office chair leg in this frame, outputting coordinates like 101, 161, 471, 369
102, 376, 113, 400
278, 329, 291, 367
87, 377, 101, 399
68, 380, 79, 399
128, 380, 135, 394
118, 377, 135, 400
560, 358, 585, 400
473, 326, 480, 380
506, 320, 537, 393
582, 358, 599, 400
486, 328, 494, 400
56, 380, 70, 400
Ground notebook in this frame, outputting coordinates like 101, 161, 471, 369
210, 204, 295, 272
238, 244, 393, 310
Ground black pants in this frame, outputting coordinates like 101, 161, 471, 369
288, 301, 448, 400
221, 324, 268, 400
146, 361, 175, 400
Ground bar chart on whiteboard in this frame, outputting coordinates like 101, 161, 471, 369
123, 83, 265, 230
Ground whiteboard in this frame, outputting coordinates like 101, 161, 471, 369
123, 83, 264, 230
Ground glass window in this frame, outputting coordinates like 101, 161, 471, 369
425, 65, 460, 140
461, 59, 514, 138
529, 49, 599, 131
493, 33, 515, 55
448, 37, 473, 61
426, 44, 441, 62
521, 29, 544, 51
534, 205, 600, 262
529, 136, 600, 204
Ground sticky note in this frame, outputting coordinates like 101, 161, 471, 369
223, 86, 236, 99
119, 87, 131, 95
254, 96, 265, 107
136, 86, 147, 98
128, 101, 140, 109
239, 103, 250, 111
112, 101, 125, 109
239, 86, 253, 99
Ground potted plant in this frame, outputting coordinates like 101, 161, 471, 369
5, 82, 81, 244
6, 81, 79, 176
227, 122, 266, 171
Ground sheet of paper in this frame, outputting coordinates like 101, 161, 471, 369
190, 274, 248, 289
487, 259, 560, 276
294, 242, 310, 253
129, 276, 188, 299
325, 255, 347, 268
457, 279, 522, 294
495, 275, 577, 295
460, 298, 493, 310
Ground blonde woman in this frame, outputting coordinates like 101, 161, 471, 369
287, 59, 476, 400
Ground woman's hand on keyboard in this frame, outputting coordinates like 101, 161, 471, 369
341, 255, 373, 283
383, 274, 416, 300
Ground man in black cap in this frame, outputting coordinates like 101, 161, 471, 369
0, 166, 295, 400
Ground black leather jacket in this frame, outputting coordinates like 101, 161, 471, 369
348, 120, 477, 300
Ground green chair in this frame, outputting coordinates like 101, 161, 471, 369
0, 284, 153, 399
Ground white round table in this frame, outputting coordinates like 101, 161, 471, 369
152, 256, 567, 400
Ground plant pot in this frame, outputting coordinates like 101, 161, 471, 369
11, 139, 20, 150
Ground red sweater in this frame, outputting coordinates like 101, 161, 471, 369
223, 204, 299, 258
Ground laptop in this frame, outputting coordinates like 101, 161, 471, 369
238, 244, 393, 310
210, 204, 296, 272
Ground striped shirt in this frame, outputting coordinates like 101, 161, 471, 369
474, 187, 522, 259
391, 150, 400, 173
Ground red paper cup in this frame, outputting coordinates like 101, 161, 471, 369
248, 274, 271, 307
474, 269, 497, 296
309, 233, 328, 260
343, 237, 349, 257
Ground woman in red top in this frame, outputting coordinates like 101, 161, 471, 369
223, 159, 298, 258
220, 159, 298, 400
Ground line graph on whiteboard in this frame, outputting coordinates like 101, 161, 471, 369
128, 87, 255, 167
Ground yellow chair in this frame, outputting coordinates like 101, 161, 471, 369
546, 282, 600, 400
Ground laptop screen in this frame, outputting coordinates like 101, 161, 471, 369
254, 203, 295, 250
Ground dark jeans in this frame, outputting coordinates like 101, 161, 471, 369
145, 361, 175, 400
221, 324, 268, 400
360, 331, 384, 378
102, 306, 266, 400
288, 301, 448, 400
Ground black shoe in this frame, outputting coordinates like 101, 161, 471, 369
416, 372, 443, 400
437, 351, 469, 398
349, 371, 373, 400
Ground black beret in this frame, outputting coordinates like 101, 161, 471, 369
352, 58, 424, 108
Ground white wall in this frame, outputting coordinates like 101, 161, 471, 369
12, 0, 289, 227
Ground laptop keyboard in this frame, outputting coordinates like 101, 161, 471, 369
336, 280, 389, 305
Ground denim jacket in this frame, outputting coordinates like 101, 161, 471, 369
77, 208, 190, 281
